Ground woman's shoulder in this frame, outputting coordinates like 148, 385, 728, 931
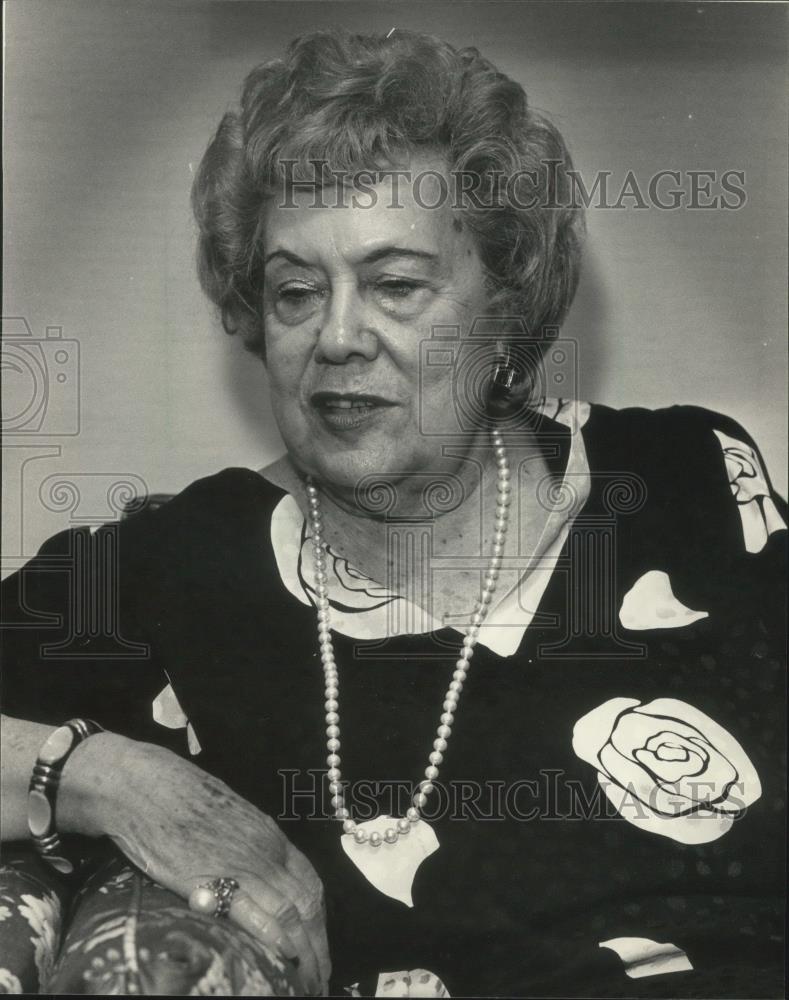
585, 399, 775, 455
121, 466, 285, 532
588, 399, 766, 431
583, 401, 786, 518
579, 400, 786, 621
43, 467, 289, 588
162, 466, 284, 509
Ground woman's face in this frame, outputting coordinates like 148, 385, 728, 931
261, 154, 491, 500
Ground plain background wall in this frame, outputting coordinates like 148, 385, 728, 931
3, 0, 787, 570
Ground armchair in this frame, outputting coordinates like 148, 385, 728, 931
0, 843, 302, 994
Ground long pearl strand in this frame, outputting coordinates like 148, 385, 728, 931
305, 429, 511, 847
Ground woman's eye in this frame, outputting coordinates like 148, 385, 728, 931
376, 279, 424, 298
278, 285, 317, 301
272, 283, 325, 323
374, 279, 432, 315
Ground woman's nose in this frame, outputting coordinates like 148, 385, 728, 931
314, 283, 378, 364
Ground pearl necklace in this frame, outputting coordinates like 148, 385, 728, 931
305, 429, 510, 848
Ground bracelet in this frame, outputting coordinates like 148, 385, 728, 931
28, 718, 104, 874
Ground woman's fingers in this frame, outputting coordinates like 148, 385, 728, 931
284, 843, 332, 985
308, 912, 331, 989
225, 879, 323, 996
104, 752, 331, 991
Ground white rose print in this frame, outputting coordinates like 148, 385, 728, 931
572, 697, 761, 844
713, 429, 786, 554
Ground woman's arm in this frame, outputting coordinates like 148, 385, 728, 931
1, 508, 329, 992
1, 714, 128, 840
0, 713, 329, 994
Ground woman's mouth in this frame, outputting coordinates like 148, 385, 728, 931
310, 391, 396, 430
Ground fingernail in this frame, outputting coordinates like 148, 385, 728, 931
274, 936, 299, 963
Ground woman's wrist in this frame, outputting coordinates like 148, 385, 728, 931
56, 730, 141, 838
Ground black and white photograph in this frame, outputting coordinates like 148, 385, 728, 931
1, 1, 786, 996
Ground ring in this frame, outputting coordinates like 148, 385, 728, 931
188, 877, 240, 918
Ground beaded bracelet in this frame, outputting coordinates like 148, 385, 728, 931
27, 718, 104, 874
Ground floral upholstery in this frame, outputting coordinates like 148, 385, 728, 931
0, 845, 303, 995
0, 845, 66, 993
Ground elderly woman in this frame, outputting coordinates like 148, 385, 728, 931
1, 28, 786, 999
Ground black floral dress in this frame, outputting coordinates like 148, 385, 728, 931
2, 401, 786, 998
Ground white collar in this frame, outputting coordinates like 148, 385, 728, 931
269, 398, 592, 657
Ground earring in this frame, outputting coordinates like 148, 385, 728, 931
491, 340, 518, 393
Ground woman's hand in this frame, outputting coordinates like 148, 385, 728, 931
64, 734, 330, 995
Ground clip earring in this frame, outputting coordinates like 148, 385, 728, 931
491, 340, 518, 393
